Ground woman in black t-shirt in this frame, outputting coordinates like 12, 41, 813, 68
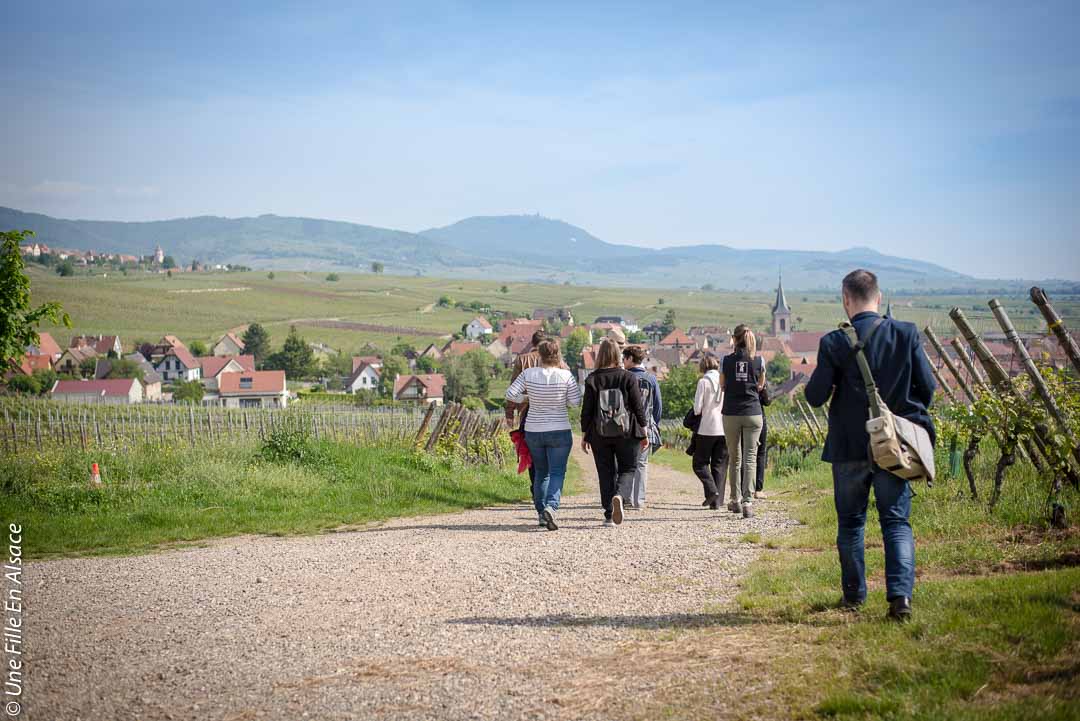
720, 325, 765, 518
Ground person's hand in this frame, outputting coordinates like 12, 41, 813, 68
640, 437, 649, 450
580, 438, 591, 454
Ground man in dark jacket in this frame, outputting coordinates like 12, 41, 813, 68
805, 269, 936, 621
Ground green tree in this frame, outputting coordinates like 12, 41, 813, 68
241, 323, 271, 365
173, 379, 204, 404
416, 355, 438, 373
105, 358, 145, 380
390, 341, 416, 357
31, 367, 57, 394
437, 294, 454, 308
462, 349, 493, 398
162, 255, 176, 269
659, 365, 700, 419
56, 259, 75, 277
188, 339, 208, 357
626, 330, 648, 344
371, 262, 384, 274
564, 327, 591, 372
0, 230, 71, 366
767, 352, 792, 384
264, 325, 316, 379
442, 355, 477, 402
378, 356, 408, 397
79, 357, 97, 378
499, 285, 509, 294
267, 271, 276, 280
6, 374, 39, 395
323, 350, 353, 378
659, 309, 677, 336
326, 273, 340, 282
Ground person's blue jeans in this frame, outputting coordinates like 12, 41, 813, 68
525, 430, 573, 515
833, 460, 915, 603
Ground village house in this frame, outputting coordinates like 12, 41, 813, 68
419, 343, 444, 363
648, 346, 688, 370
70, 334, 123, 357
155, 346, 201, 382
56, 346, 98, 376
465, 316, 494, 341
27, 332, 62, 361
532, 308, 574, 325
212, 332, 246, 357
658, 328, 695, 354
198, 355, 256, 390
217, 370, 289, 409
49, 378, 144, 405
498, 319, 544, 346
484, 338, 511, 366
5, 353, 53, 380
148, 335, 188, 363
393, 373, 446, 405
345, 361, 381, 393
92, 356, 164, 401
352, 355, 383, 372
441, 340, 482, 357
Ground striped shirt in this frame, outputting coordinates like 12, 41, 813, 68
505, 366, 582, 433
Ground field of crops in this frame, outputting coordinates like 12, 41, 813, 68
28, 265, 1077, 356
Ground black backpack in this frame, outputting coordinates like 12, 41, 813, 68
595, 387, 632, 438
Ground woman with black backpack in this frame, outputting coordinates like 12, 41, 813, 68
721, 325, 766, 519
581, 338, 649, 526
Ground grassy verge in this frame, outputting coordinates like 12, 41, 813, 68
2, 440, 529, 558
649, 447, 1080, 719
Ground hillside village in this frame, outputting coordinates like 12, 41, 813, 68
6, 274, 1075, 411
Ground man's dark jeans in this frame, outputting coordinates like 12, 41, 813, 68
591, 437, 639, 519
833, 460, 915, 603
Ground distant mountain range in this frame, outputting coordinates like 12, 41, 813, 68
2, 206, 1066, 292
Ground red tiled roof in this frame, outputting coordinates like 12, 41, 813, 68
346, 362, 381, 386
52, 378, 138, 397
161, 335, 187, 349
472, 316, 493, 330
509, 335, 533, 356
352, 355, 383, 372
8, 354, 52, 376
62, 346, 98, 363
199, 355, 255, 378
165, 346, 199, 369
499, 320, 543, 343
788, 331, 828, 354
393, 373, 446, 399
218, 370, 286, 395
70, 334, 120, 355
442, 341, 482, 356
659, 329, 694, 347
34, 332, 62, 358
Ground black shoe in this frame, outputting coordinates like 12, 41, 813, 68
701, 497, 712, 506
703, 493, 718, 508
838, 596, 864, 612
887, 597, 912, 621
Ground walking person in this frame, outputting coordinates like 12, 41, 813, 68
721, 325, 765, 518
505, 339, 581, 531
691, 355, 727, 509
805, 269, 936, 620
754, 357, 771, 499
580, 338, 649, 526
623, 345, 662, 510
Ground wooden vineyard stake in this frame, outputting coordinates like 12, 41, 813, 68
1030, 287, 1080, 376
923, 348, 958, 404
414, 401, 437, 448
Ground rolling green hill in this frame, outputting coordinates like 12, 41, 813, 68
1, 206, 1053, 292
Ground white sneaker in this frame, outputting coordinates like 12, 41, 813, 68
611, 496, 624, 525
603, 518, 615, 527
542, 507, 558, 531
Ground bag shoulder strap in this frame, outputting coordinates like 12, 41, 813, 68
841, 317, 886, 418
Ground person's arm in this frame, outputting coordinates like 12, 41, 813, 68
580, 380, 596, 436
505, 369, 528, 404
566, 373, 582, 408
804, 338, 836, 408
910, 329, 936, 408
692, 377, 705, 415
651, 375, 662, 425
505, 356, 525, 421
626, 374, 648, 433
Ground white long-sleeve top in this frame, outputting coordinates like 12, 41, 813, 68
505, 365, 582, 433
693, 369, 725, 436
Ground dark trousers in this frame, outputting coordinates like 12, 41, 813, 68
755, 415, 768, 492
591, 436, 640, 519
692, 434, 728, 500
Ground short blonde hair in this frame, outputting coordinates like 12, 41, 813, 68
595, 338, 621, 369
699, 354, 719, 373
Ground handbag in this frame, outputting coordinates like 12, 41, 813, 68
682, 407, 701, 432
842, 319, 935, 486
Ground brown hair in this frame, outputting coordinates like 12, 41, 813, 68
622, 344, 646, 365
595, 338, 621, 369
531, 330, 547, 347
733, 324, 757, 359
842, 269, 879, 303
699, 354, 719, 373
538, 339, 562, 366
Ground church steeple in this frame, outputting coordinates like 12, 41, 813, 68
771, 270, 792, 338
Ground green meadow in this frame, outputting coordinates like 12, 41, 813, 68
28, 265, 1073, 355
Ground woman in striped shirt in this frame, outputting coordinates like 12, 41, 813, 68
505, 339, 582, 530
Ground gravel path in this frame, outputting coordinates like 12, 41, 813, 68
26, 448, 797, 721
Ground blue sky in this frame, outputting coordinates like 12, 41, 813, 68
2, 1, 1078, 279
